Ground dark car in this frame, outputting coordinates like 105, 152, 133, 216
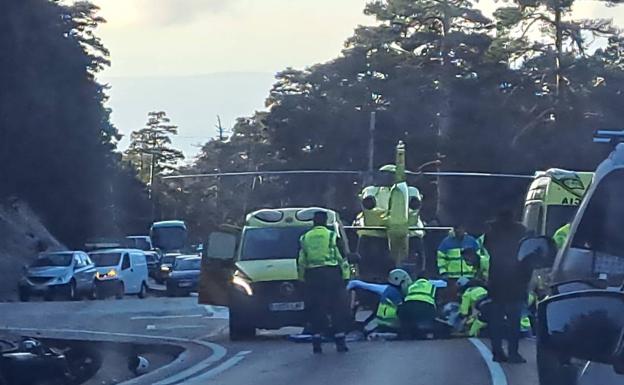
166, 256, 201, 297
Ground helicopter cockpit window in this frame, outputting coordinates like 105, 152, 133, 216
572, 169, 624, 258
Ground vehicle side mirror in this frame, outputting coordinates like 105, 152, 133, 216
204, 232, 237, 261
538, 290, 624, 367
346, 252, 361, 264
517, 236, 557, 269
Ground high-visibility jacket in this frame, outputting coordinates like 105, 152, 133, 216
376, 298, 400, 329
459, 286, 489, 337
553, 223, 570, 250
437, 234, 479, 278
298, 226, 349, 280
404, 279, 436, 307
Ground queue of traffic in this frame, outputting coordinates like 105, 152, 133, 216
16, 220, 200, 301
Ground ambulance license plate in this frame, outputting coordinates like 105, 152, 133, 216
269, 302, 304, 311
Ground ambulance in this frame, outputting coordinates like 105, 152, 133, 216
198, 207, 356, 340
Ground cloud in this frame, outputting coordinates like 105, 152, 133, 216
138, 0, 241, 25
92, 0, 242, 27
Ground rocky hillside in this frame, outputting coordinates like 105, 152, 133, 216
0, 198, 63, 300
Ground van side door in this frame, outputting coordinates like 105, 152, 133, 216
120, 252, 134, 293
131, 252, 148, 292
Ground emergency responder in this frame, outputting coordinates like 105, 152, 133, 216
437, 224, 480, 279
437, 224, 480, 303
461, 247, 490, 283
397, 273, 438, 339
376, 269, 412, 332
298, 211, 351, 354
553, 222, 570, 249
346, 269, 411, 334
457, 277, 489, 337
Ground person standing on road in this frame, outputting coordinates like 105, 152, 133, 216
298, 211, 351, 354
483, 210, 530, 364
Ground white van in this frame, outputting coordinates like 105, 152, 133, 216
89, 249, 149, 299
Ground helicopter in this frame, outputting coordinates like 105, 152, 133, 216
162, 140, 544, 280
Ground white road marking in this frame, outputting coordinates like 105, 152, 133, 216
131, 314, 205, 320
184, 350, 252, 384
0, 327, 228, 385
469, 338, 509, 385
145, 324, 207, 331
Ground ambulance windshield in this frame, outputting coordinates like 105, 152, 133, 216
240, 227, 311, 261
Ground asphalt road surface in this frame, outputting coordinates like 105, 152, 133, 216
0, 295, 555, 385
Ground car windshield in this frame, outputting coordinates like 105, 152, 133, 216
545, 205, 579, 237
572, 170, 624, 255
152, 227, 187, 252
174, 258, 201, 271
89, 252, 121, 267
162, 255, 177, 265
31, 253, 72, 267
241, 227, 311, 261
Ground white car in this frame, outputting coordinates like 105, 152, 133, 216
89, 249, 149, 299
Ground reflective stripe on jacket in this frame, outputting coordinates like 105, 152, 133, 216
404, 279, 436, 307
376, 298, 400, 329
437, 234, 479, 278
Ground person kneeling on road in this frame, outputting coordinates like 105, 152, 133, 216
397, 273, 439, 339
348, 269, 413, 334
298, 211, 351, 354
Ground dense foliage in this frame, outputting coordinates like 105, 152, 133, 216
0, 0, 150, 247
173, 0, 623, 235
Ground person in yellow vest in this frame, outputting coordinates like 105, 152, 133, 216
298, 211, 351, 354
437, 224, 479, 279
553, 223, 571, 250
461, 247, 490, 284
397, 274, 438, 339
457, 277, 489, 337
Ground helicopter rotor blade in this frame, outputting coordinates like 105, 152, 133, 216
410, 171, 534, 179
162, 170, 364, 180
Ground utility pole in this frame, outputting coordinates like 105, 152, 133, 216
365, 111, 376, 186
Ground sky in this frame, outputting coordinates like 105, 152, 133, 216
93, 0, 374, 159
91, 0, 624, 159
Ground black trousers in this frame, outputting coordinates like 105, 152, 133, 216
489, 300, 523, 355
397, 301, 437, 338
304, 266, 349, 335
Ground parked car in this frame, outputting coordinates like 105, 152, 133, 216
89, 249, 148, 299
154, 253, 180, 284
166, 256, 201, 296
18, 251, 96, 301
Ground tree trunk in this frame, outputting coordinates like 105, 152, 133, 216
435, 18, 455, 225
554, 0, 563, 97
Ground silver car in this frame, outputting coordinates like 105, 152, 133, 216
18, 251, 96, 301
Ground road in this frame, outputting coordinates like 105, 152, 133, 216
0, 295, 550, 385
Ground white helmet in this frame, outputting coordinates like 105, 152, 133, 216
388, 269, 412, 294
